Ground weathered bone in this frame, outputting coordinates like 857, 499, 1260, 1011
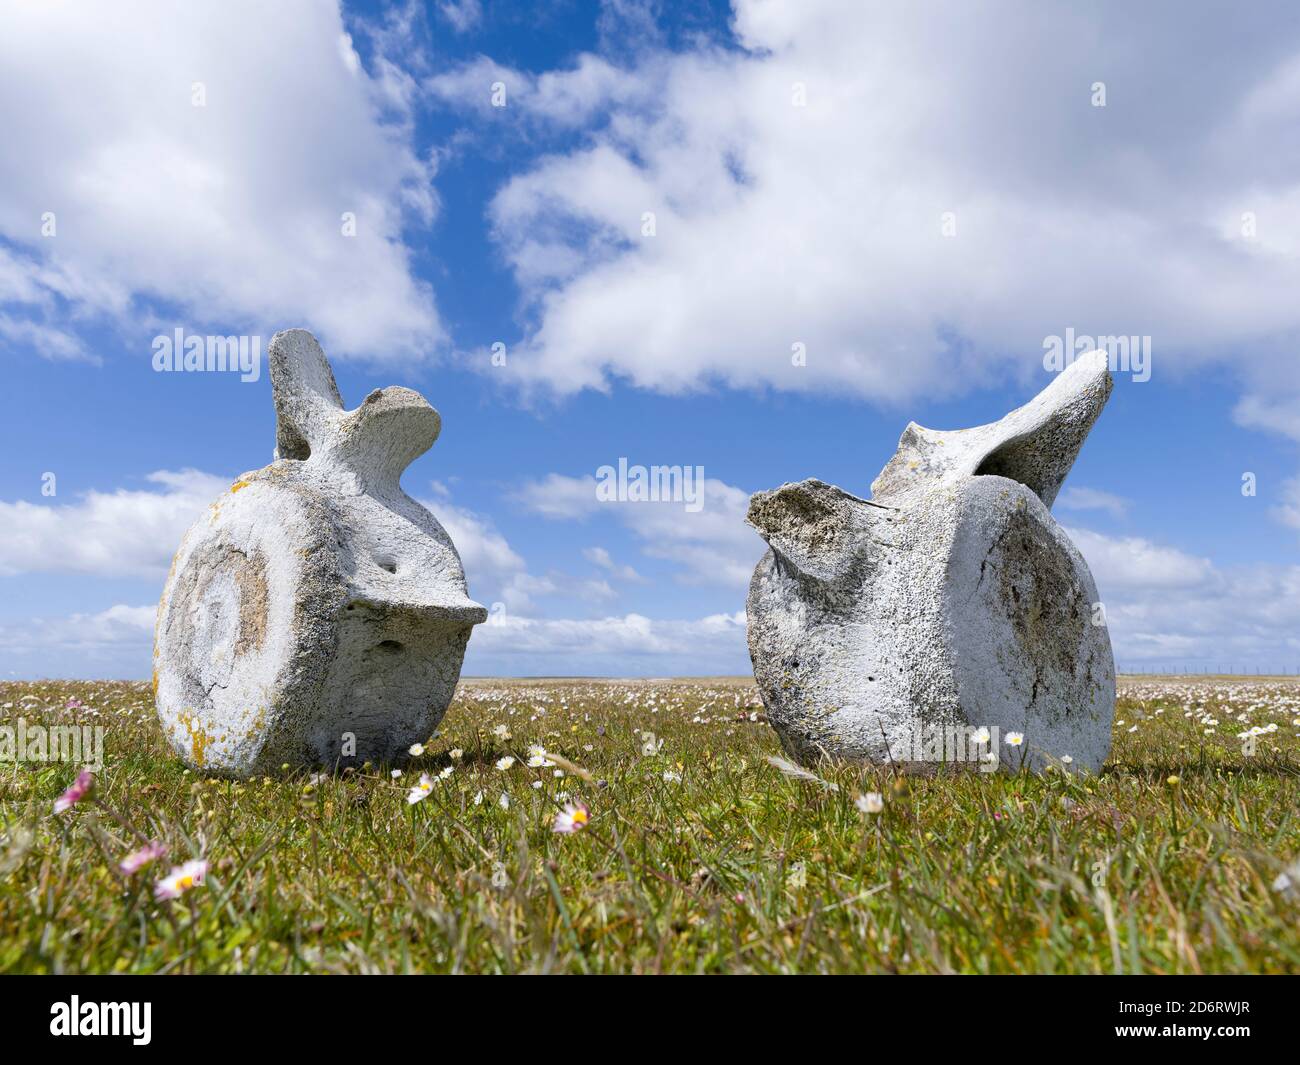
154, 329, 486, 775
746, 351, 1116, 772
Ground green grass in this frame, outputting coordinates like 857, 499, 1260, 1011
2, 676, 1299, 973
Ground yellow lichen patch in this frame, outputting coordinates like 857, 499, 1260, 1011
245, 706, 268, 739
230, 479, 250, 493
151, 669, 159, 699
215, 706, 270, 762
176, 711, 214, 768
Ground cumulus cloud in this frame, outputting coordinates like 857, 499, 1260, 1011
0, 604, 155, 679
423, 496, 537, 608
438, 0, 483, 35
425, 53, 641, 129
0, 470, 230, 579
516, 472, 762, 587
583, 546, 645, 583
465, 610, 749, 676
424, 1, 1300, 413
1069, 525, 1300, 669
1271, 476, 1300, 534
0, 0, 441, 361
1066, 527, 1216, 591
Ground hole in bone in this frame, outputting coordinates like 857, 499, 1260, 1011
278, 428, 311, 461
972, 435, 1058, 504
373, 554, 398, 574
374, 640, 403, 654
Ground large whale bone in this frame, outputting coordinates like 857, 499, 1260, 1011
746, 351, 1116, 773
154, 329, 487, 776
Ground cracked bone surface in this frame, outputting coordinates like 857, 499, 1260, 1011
154, 329, 487, 775
746, 351, 1117, 773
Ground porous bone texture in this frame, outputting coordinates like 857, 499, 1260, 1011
746, 351, 1116, 772
155, 329, 486, 775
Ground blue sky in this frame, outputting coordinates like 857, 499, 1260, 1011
3, 0, 1300, 678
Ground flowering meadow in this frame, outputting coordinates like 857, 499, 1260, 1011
1, 676, 1298, 973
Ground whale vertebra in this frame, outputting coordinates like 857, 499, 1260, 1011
154, 329, 486, 775
746, 351, 1116, 773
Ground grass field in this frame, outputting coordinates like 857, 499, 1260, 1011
2, 676, 1298, 974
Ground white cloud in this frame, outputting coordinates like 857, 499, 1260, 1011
583, 545, 644, 582
438, 1, 483, 35
0, 470, 230, 579
1067, 526, 1216, 591
1068, 525, 1300, 668
416, 492, 593, 612
0, 0, 441, 361
1235, 394, 1300, 443
0, 604, 155, 678
1056, 486, 1131, 519
0, 460, 599, 622
1271, 476, 1300, 533
516, 472, 762, 587
425, 53, 640, 129
511, 472, 602, 519
465, 609, 749, 675
447, 1, 1300, 408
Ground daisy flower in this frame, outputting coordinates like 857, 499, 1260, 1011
406, 773, 434, 804
495, 756, 516, 771
1006, 732, 1024, 747
154, 859, 208, 901
119, 841, 166, 875
408, 743, 426, 757
971, 726, 991, 746
552, 801, 590, 834
856, 792, 884, 815
1273, 859, 1300, 900
53, 769, 94, 814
